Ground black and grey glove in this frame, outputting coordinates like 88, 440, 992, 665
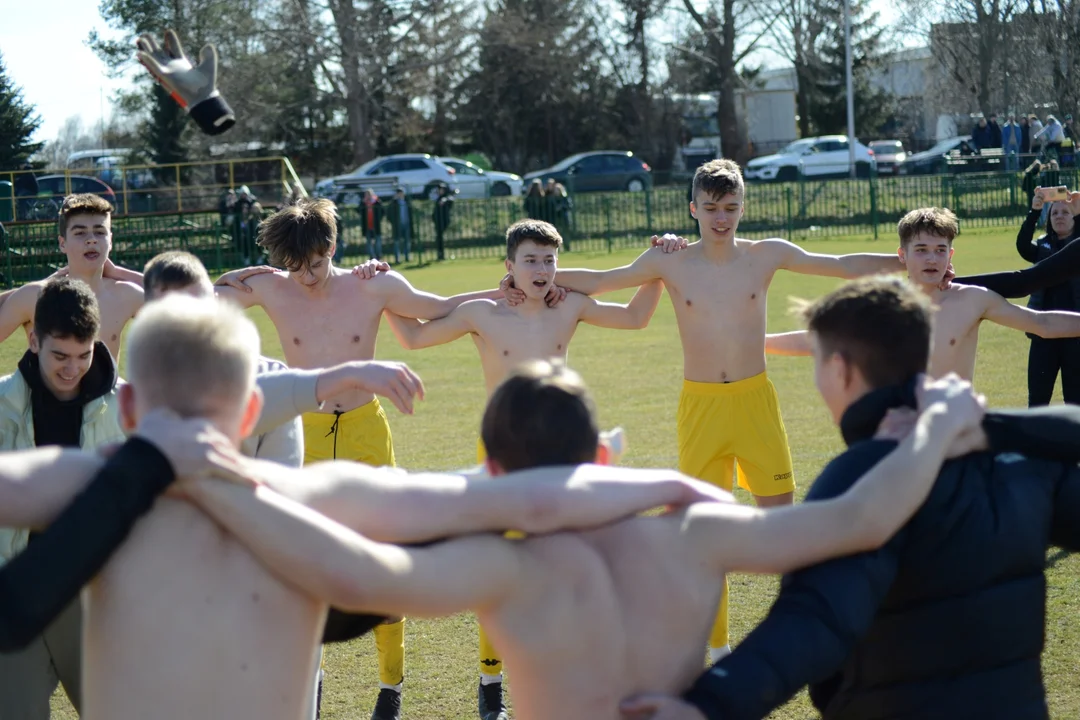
136, 29, 235, 136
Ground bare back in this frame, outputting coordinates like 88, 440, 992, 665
243, 269, 386, 412
927, 286, 989, 380
659, 241, 778, 383
482, 512, 721, 720
83, 498, 326, 720
470, 298, 581, 396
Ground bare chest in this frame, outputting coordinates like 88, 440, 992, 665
474, 310, 577, 367
664, 258, 770, 330
264, 290, 383, 367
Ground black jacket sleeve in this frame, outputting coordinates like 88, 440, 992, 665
983, 404, 1080, 463
1050, 466, 1080, 552
1015, 210, 1042, 263
0, 438, 175, 652
682, 441, 905, 720
956, 221, 1080, 297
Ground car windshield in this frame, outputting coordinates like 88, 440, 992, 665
547, 153, 589, 172
348, 159, 380, 175
778, 140, 815, 155
871, 141, 903, 152
927, 139, 963, 154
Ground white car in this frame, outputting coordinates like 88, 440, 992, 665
744, 136, 877, 182
314, 154, 458, 203
438, 158, 523, 198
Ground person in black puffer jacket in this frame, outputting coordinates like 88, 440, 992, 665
655, 276, 1080, 720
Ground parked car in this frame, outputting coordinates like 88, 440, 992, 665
869, 140, 907, 175
744, 136, 876, 182
438, 158, 523, 198
900, 136, 977, 175
314, 154, 459, 203
1, 174, 118, 221
523, 151, 652, 193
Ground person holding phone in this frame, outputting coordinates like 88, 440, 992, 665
1013, 186, 1080, 405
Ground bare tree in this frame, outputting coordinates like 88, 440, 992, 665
677, 0, 776, 164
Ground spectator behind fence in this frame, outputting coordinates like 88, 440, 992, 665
549, 183, 572, 248
433, 183, 454, 261
388, 187, 412, 264
359, 189, 384, 260
1036, 115, 1066, 160
1065, 114, 1075, 140
972, 116, 993, 150
1020, 115, 1032, 155
1016, 188, 1080, 406
1004, 114, 1023, 171
524, 179, 546, 221
988, 113, 1003, 148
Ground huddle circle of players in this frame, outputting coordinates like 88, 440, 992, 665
2, 153, 1075, 720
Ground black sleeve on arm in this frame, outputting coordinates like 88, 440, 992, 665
682, 442, 905, 720
1015, 210, 1042, 263
1050, 466, 1080, 551
983, 405, 1080, 463
0, 438, 174, 652
955, 234, 1080, 298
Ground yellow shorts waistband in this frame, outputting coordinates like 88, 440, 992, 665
301, 397, 383, 427
681, 371, 769, 396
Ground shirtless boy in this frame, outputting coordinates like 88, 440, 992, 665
550, 158, 903, 657
84, 296, 731, 720
384, 218, 661, 716
765, 208, 1080, 380
0, 195, 142, 360
212, 198, 506, 715
180, 360, 983, 720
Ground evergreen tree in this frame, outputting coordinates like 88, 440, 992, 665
0, 52, 44, 169
806, 0, 894, 137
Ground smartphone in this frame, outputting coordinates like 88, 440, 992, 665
1041, 186, 1069, 202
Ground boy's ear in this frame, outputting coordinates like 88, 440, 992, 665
118, 383, 137, 432
484, 457, 505, 477
239, 386, 264, 440
505, 258, 513, 274
594, 442, 611, 466
28, 331, 40, 354
689, 202, 697, 219
897, 245, 907, 264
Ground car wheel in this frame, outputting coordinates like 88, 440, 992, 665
626, 178, 646, 192
424, 183, 441, 201
491, 182, 511, 197
776, 166, 797, 182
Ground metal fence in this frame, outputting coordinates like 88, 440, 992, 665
1, 167, 1072, 286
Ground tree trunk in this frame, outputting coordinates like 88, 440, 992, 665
717, 0, 747, 164
329, 0, 374, 166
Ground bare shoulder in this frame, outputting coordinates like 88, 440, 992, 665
947, 283, 996, 309
5, 282, 43, 316
104, 278, 145, 305
747, 236, 795, 260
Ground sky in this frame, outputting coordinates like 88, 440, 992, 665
1, 0, 909, 147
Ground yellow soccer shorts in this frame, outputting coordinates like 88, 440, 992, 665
677, 372, 795, 496
301, 398, 396, 467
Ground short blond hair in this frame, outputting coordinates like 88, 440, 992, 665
125, 296, 260, 417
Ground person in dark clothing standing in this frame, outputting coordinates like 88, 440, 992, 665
359, 188, 385, 260
523, 179, 546, 220
1012, 188, 1080, 404
988, 113, 1003, 148
1019, 114, 1032, 155
971, 116, 993, 150
388, 187, 412, 264
622, 275, 1080, 720
0, 278, 126, 718
433, 183, 454, 261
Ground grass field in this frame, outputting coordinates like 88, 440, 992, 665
19, 226, 1079, 719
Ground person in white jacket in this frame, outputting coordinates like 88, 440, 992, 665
0, 277, 126, 719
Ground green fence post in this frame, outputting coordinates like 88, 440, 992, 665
605, 196, 613, 253
798, 166, 807, 222
785, 186, 794, 240
869, 172, 879, 240
0, 223, 9, 289
1009, 170, 1017, 208
644, 185, 653, 237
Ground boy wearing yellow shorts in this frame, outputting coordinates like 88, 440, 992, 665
214, 198, 502, 720
553, 159, 903, 661
382, 219, 662, 720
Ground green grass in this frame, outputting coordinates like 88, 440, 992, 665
25, 226, 1079, 719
